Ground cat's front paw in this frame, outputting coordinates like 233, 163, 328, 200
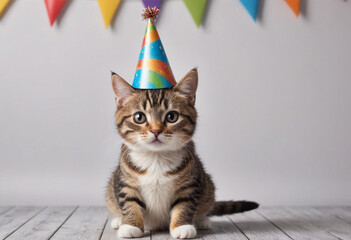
170, 225, 197, 239
118, 224, 143, 238
111, 217, 122, 229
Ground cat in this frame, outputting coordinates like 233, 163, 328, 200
106, 68, 259, 239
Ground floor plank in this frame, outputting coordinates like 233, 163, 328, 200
152, 229, 204, 240
151, 226, 201, 240
100, 216, 151, 240
5, 206, 77, 240
258, 207, 340, 240
0, 206, 45, 239
0, 207, 13, 216
317, 207, 351, 225
49, 206, 107, 240
1, 206, 350, 239
150, 230, 174, 240
228, 209, 291, 240
292, 207, 351, 240
200, 216, 248, 240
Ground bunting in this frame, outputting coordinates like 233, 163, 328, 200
142, 0, 161, 10
0, 0, 348, 26
97, 0, 121, 28
44, 0, 67, 26
285, 0, 300, 17
0, 0, 11, 16
183, 0, 207, 28
239, 0, 259, 21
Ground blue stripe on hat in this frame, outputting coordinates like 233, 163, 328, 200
138, 40, 170, 65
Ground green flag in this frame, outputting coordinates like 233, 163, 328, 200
183, 0, 207, 28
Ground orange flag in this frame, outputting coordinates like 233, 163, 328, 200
285, 0, 300, 17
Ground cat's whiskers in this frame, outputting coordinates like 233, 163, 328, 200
171, 136, 198, 162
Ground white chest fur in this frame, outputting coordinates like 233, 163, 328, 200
130, 151, 183, 230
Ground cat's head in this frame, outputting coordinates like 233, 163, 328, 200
112, 69, 198, 152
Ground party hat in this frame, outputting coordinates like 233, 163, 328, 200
132, 7, 176, 89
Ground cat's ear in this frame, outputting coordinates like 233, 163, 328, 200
111, 72, 136, 107
174, 68, 198, 104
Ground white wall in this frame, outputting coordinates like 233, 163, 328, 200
1, 0, 350, 206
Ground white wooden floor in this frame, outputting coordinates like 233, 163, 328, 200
0, 206, 350, 240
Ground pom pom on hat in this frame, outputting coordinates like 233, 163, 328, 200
141, 7, 160, 21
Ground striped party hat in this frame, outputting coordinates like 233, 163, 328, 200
132, 7, 176, 89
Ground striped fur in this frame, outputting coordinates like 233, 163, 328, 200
207, 201, 259, 216
106, 69, 258, 238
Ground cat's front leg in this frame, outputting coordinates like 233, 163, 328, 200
169, 198, 198, 239
117, 187, 146, 238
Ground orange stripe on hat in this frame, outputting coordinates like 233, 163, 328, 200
136, 58, 176, 85
141, 29, 160, 49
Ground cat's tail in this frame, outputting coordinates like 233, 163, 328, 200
207, 200, 259, 216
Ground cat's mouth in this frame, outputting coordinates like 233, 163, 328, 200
151, 139, 163, 144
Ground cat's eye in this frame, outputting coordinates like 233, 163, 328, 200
133, 112, 146, 124
165, 111, 179, 123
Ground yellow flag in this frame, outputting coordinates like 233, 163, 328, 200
0, 0, 11, 16
97, 0, 121, 28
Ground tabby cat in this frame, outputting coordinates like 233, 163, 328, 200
106, 69, 258, 239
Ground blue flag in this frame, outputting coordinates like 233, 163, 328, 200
239, 0, 259, 21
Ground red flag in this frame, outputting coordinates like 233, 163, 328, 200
44, 0, 67, 26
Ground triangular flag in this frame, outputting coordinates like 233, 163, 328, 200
285, 0, 300, 17
97, 0, 121, 28
142, 0, 161, 10
183, 0, 207, 28
44, 0, 67, 26
0, 0, 11, 16
239, 0, 259, 21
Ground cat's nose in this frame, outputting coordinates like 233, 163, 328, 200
150, 130, 162, 138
